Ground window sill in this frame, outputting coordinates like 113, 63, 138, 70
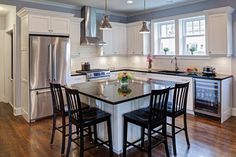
153, 55, 210, 60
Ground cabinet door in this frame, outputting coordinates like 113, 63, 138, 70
51, 17, 70, 35
70, 19, 81, 54
29, 15, 50, 33
112, 24, 127, 55
208, 14, 227, 56
134, 25, 143, 55
127, 26, 135, 55
103, 30, 113, 56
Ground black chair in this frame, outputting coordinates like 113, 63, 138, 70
166, 82, 190, 156
65, 87, 113, 157
123, 88, 170, 157
49, 83, 90, 154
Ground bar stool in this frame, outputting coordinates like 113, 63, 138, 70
123, 88, 170, 157
166, 82, 190, 156
65, 87, 113, 157
49, 83, 90, 154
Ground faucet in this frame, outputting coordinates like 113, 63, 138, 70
171, 56, 179, 72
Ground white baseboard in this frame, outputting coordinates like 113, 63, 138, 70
13, 107, 22, 116
232, 108, 236, 116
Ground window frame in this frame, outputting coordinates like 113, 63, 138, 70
151, 12, 208, 57
180, 16, 206, 55
157, 20, 175, 55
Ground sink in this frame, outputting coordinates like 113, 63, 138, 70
158, 70, 185, 74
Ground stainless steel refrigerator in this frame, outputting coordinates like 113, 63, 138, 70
29, 35, 70, 121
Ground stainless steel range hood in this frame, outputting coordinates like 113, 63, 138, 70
80, 6, 106, 46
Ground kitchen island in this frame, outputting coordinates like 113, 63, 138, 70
68, 78, 177, 154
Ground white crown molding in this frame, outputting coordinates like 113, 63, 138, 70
127, 0, 208, 17
18, 0, 81, 10
17, 7, 74, 18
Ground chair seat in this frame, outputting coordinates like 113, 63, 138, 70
124, 108, 165, 127
71, 107, 111, 126
64, 102, 90, 113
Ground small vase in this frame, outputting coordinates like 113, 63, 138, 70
148, 62, 152, 70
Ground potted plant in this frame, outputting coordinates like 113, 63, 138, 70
163, 47, 170, 55
118, 72, 132, 85
189, 47, 197, 55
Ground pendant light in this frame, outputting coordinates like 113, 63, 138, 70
100, 0, 112, 30
139, 0, 150, 34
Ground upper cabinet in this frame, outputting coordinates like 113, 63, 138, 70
102, 22, 127, 56
127, 21, 151, 55
29, 15, 70, 35
70, 17, 83, 55
18, 8, 73, 36
206, 7, 234, 57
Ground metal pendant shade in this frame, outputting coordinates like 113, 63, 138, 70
140, 21, 150, 34
100, 0, 112, 30
140, 0, 150, 34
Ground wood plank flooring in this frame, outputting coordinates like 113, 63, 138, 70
0, 102, 236, 157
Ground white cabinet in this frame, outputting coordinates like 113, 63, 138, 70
127, 21, 151, 55
28, 15, 50, 33
70, 17, 83, 55
29, 15, 70, 35
102, 22, 127, 56
69, 75, 86, 84
206, 7, 234, 56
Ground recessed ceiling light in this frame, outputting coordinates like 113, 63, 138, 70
127, 0, 133, 4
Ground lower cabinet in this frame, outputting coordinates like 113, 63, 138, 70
68, 75, 86, 84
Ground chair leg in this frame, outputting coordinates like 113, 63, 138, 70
123, 118, 128, 157
163, 123, 170, 157
172, 118, 177, 156
94, 124, 98, 144
50, 114, 56, 145
141, 127, 145, 148
184, 114, 190, 147
66, 122, 72, 157
88, 126, 92, 142
79, 126, 84, 157
61, 117, 66, 155
107, 117, 113, 157
147, 126, 152, 157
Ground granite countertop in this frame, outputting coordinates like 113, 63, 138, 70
110, 67, 233, 81
71, 67, 233, 81
68, 79, 176, 105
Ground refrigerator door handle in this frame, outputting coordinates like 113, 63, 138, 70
52, 44, 56, 81
48, 44, 53, 81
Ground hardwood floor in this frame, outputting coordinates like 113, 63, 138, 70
0, 102, 236, 157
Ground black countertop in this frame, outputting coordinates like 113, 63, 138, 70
68, 79, 176, 105
71, 67, 233, 81
110, 67, 232, 81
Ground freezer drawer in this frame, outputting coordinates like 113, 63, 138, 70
30, 89, 53, 121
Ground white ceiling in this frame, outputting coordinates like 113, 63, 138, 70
23, 0, 209, 15
0, 4, 15, 15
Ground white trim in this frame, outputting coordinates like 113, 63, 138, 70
18, 0, 80, 10
232, 108, 236, 116
13, 107, 22, 116
17, 7, 74, 18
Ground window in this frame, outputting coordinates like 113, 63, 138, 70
155, 20, 175, 55
153, 15, 207, 56
180, 16, 206, 55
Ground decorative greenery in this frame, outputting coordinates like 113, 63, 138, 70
163, 47, 170, 55
118, 72, 132, 84
118, 85, 132, 97
189, 47, 197, 55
